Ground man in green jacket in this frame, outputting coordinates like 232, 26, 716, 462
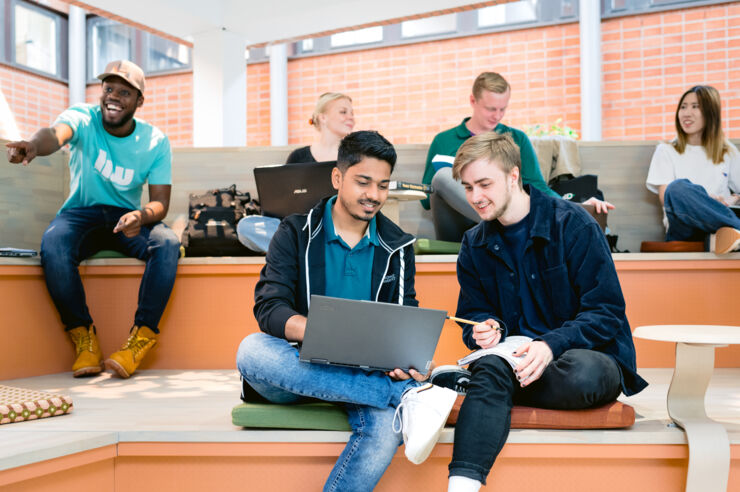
422, 72, 611, 241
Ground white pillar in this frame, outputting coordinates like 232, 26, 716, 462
192, 29, 247, 147
269, 43, 288, 146
579, 0, 602, 141
68, 5, 86, 106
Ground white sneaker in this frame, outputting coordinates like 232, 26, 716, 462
392, 383, 458, 464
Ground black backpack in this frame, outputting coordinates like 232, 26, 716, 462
181, 185, 261, 256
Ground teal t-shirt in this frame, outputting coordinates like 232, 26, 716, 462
54, 104, 172, 213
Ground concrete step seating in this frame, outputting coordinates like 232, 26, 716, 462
2, 253, 740, 490
0, 369, 738, 491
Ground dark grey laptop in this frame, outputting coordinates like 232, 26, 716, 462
300, 295, 447, 375
254, 161, 336, 219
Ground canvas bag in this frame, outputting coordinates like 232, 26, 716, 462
182, 185, 261, 256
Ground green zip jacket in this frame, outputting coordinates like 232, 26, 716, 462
421, 118, 558, 209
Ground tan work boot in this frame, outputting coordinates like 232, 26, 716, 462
105, 326, 158, 379
67, 325, 104, 377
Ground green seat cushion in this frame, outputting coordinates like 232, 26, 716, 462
232, 402, 351, 431
414, 238, 461, 255
88, 246, 185, 260
89, 249, 128, 259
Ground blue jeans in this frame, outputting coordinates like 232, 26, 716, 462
40, 206, 180, 332
663, 179, 740, 241
236, 215, 280, 253
450, 349, 622, 484
236, 333, 417, 492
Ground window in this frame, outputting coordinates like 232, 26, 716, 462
87, 15, 191, 80
88, 17, 133, 78
144, 33, 190, 72
478, 1, 538, 28
602, 0, 715, 16
301, 38, 314, 52
330, 26, 383, 48
401, 13, 457, 38
12, 0, 63, 77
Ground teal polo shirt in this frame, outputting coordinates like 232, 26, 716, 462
323, 196, 378, 301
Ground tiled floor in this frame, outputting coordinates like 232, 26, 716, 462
1, 368, 739, 471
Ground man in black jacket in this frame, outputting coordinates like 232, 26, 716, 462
443, 132, 647, 492
236, 131, 457, 492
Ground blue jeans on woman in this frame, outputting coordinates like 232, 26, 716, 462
663, 179, 740, 241
236, 333, 418, 492
449, 349, 622, 484
40, 205, 180, 332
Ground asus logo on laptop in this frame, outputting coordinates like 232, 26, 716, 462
293, 188, 308, 194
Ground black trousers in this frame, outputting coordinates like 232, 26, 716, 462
449, 349, 622, 484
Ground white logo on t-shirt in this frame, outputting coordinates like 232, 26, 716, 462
93, 149, 134, 186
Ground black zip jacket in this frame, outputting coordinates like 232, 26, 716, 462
253, 196, 418, 339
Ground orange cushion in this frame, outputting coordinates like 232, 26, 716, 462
640, 240, 704, 252
446, 396, 635, 429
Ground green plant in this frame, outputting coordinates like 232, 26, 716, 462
524, 118, 579, 139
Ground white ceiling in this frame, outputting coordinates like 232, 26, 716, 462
77, 0, 508, 46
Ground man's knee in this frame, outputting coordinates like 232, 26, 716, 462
468, 354, 515, 390
236, 333, 292, 375
431, 167, 455, 189
40, 222, 75, 263
149, 225, 180, 252
553, 350, 621, 401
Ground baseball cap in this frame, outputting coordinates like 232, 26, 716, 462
97, 60, 146, 93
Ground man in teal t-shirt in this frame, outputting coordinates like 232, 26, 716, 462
6, 60, 180, 379
422, 72, 611, 242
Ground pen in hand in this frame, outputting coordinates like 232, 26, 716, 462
447, 315, 503, 332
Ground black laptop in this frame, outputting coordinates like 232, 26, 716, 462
0, 248, 37, 257
254, 161, 336, 219
300, 295, 447, 375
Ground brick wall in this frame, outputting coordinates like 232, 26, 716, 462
3, 2, 738, 148
0, 64, 69, 141
601, 3, 740, 139
246, 1, 739, 146
246, 62, 270, 147
267, 22, 581, 147
85, 72, 194, 147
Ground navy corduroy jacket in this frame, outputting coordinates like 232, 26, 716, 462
456, 186, 648, 396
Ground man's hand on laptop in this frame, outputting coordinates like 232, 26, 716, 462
285, 315, 307, 342
388, 363, 435, 382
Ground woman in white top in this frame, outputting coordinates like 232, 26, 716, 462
646, 85, 740, 254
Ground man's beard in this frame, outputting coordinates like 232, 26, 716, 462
476, 186, 511, 222
102, 109, 136, 129
340, 196, 381, 222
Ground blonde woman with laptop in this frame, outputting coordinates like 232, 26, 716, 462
239, 93, 355, 252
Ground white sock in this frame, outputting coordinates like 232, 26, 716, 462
448, 475, 482, 492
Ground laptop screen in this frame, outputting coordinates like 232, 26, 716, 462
254, 161, 336, 219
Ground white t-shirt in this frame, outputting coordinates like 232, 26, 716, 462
646, 141, 740, 198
